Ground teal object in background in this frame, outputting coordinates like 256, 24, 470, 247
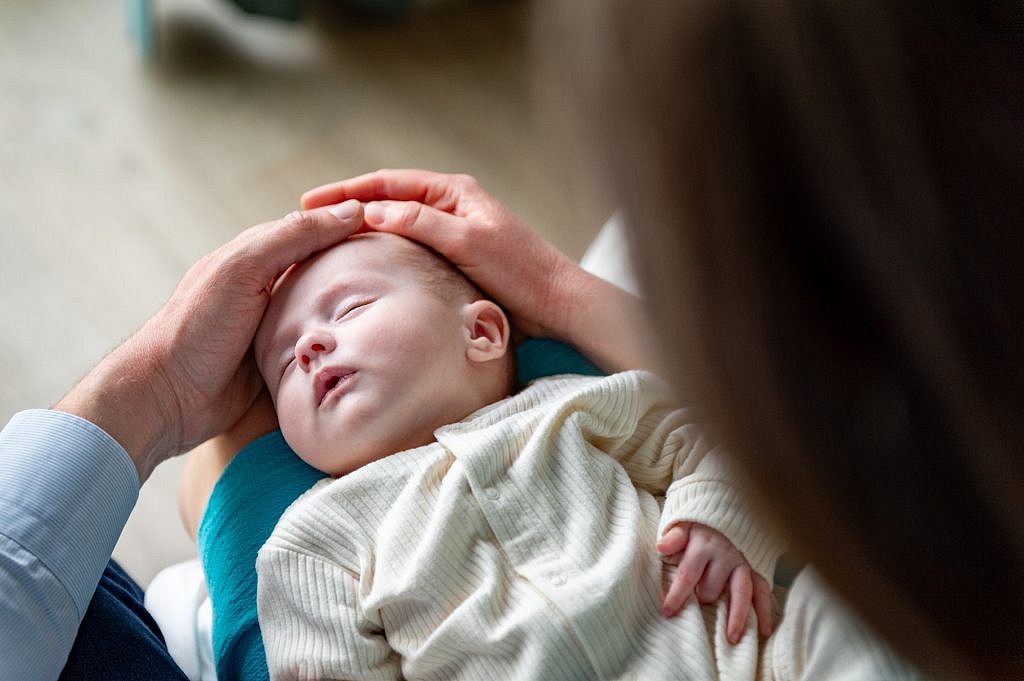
126, 0, 415, 58
126, 0, 156, 59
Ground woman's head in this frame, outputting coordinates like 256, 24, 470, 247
540, 1, 1024, 677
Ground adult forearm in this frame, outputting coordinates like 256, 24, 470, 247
54, 335, 177, 483
553, 265, 660, 375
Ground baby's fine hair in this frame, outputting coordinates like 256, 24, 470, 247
355, 232, 489, 305
352, 232, 516, 392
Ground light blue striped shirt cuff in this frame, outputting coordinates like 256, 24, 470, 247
0, 409, 139, 677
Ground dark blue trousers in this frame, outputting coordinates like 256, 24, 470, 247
59, 560, 188, 681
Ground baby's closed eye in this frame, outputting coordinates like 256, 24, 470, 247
333, 299, 376, 322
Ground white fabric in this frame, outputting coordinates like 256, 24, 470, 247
257, 372, 782, 680
144, 558, 218, 681
580, 212, 642, 297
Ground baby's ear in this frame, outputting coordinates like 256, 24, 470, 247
462, 300, 510, 364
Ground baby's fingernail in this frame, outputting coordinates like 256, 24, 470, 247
328, 199, 360, 220
364, 202, 388, 225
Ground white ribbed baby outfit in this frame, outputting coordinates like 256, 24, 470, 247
256, 372, 917, 681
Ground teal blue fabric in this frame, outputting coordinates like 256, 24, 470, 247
197, 338, 601, 681
515, 337, 603, 383
197, 432, 325, 681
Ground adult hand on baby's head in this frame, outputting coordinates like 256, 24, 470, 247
657, 522, 774, 645
55, 201, 363, 484
302, 169, 657, 373
301, 169, 580, 339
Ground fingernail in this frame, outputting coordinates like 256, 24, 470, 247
364, 202, 387, 225
328, 199, 360, 220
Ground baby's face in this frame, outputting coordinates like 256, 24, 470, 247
254, 234, 477, 475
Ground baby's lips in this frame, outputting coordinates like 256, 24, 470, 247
313, 366, 356, 406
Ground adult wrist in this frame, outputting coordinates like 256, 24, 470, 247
536, 259, 597, 346
548, 262, 657, 373
54, 334, 178, 483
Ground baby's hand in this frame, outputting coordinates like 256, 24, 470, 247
656, 522, 773, 644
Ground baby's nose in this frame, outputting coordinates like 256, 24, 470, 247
296, 333, 334, 368
300, 343, 324, 366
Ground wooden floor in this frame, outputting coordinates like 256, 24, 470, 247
0, 0, 600, 586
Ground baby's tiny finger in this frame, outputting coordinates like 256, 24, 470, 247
663, 566, 700, 617
753, 573, 774, 638
695, 557, 734, 603
726, 568, 754, 644
656, 523, 691, 555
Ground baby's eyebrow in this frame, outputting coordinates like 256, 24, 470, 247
310, 275, 385, 313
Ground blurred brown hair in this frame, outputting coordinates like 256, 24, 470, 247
536, 1, 1024, 678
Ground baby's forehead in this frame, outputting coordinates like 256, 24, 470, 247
265, 234, 446, 328
291, 233, 428, 287
255, 236, 421, 354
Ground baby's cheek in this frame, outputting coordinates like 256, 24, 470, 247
276, 388, 312, 444
279, 411, 322, 468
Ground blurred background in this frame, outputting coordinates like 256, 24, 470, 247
0, 0, 604, 586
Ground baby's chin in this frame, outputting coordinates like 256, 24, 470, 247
291, 425, 442, 478
286, 430, 388, 477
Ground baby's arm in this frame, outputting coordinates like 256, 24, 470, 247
257, 532, 400, 680
253, 466, 399, 680
600, 375, 783, 641
651, 427, 781, 644
656, 521, 773, 644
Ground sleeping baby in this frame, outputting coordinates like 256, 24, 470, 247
252, 232, 780, 680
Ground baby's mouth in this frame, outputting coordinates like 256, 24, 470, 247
314, 368, 356, 406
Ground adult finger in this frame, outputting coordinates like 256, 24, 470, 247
726, 567, 754, 645
227, 201, 364, 285
361, 200, 473, 262
753, 573, 774, 638
301, 169, 464, 212
656, 522, 691, 556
